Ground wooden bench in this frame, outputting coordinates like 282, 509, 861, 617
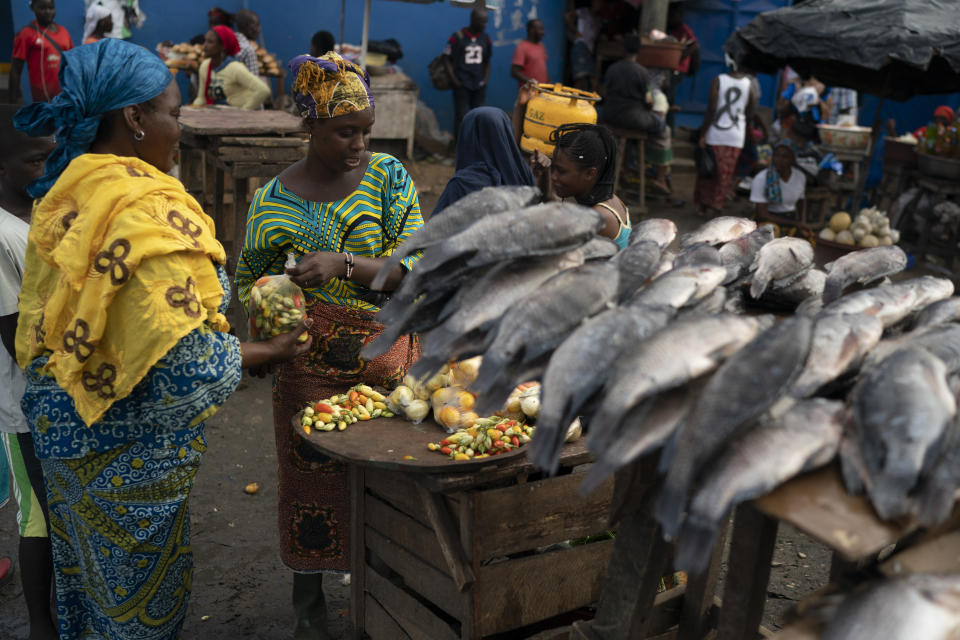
604, 124, 648, 214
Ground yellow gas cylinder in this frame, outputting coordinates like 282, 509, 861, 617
520, 83, 601, 155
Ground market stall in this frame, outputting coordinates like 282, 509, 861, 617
345, 182, 960, 639
177, 106, 306, 266
297, 415, 614, 639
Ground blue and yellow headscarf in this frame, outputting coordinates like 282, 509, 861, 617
14, 39, 173, 198
289, 52, 374, 119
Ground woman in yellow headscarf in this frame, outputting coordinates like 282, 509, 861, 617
13, 39, 310, 639
235, 52, 424, 639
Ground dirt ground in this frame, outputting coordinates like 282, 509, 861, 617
0, 150, 833, 639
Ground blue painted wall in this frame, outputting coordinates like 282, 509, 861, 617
674, 0, 792, 129
9, 0, 566, 133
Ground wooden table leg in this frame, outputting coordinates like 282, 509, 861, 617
677, 518, 728, 640
573, 461, 666, 640
350, 465, 366, 640
232, 176, 250, 270
717, 504, 779, 640
638, 139, 646, 214
416, 483, 474, 591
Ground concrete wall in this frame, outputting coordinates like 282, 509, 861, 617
9, 0, 567, 134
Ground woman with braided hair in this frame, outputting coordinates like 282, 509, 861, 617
234, 52, 424, 639
532, 122, 631, 249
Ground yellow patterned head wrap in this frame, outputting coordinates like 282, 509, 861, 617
290, 52, 374, 119
16, 154, 229, 426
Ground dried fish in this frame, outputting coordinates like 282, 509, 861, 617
676, 399, 844, 574
749, 237, 814, 299
655, 314, 814, 539
678, 216, 757, 249
822, 245, 908, 303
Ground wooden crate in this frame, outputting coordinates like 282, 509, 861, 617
353, 459, 615, 639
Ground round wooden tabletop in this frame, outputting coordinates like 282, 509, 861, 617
294, 412, 530, 474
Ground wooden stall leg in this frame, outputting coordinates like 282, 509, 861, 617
213, 165, 225, 246
613, 137, 626, 200
232, 176, 250, 270
638, 138, 646, 214
677, 519, 728, 640
416, 483, 474, 591
572, 460, 667, 640
350, 465, 366, 640
717, 504, 779, 640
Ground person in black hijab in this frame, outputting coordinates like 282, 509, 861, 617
432, 106, 535, 217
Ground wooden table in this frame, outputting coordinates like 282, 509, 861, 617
299, 416, 616, 639
575, 458, 960, 640
178, 106, 307, 267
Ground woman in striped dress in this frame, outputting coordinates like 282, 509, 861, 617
234, 52, 423, 640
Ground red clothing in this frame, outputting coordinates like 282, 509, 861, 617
512, 39, 548, 88
668, 23, 697, 74
12, 21, 73, 102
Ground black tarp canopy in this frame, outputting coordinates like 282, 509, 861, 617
724, 0, 960, 100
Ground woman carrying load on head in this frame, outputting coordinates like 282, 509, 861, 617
234, 52, 424, 639
531, 122, 631, 249
13, 39, 310, 639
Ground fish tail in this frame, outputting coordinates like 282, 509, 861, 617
361, 325, 403, 360
655, 464, 693, 540
474, 377, 521, 417
371, 254, 404, 290
579, 460, 616, 495
915, 483, 954, 528
407, 355, 445, 381
529, 425, 565, 475
674, 516, 721, 576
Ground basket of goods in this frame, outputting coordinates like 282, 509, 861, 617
885, 134, 918, 167
256, 47, 281, 76
164, 42, 202, 71
636, 35, 686, 70
817, 209, 899, 261
817, 124, 872, 151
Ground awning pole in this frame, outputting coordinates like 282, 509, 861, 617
360, 0, 371, 69
851, 97, 885, 211
339, 0, 346, 49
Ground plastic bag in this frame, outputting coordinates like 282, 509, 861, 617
248, 253, 306, 341
695, 145, 717, 179
431, 385, 479, 433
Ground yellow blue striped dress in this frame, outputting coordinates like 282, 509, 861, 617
235, 152, 423, 312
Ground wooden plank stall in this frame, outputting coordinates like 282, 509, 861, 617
369, 73, 418, 159
178, 106, 307, 267
300, 416, 616, 639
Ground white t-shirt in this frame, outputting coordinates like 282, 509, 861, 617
750, 168, 807, 214
705, 73, 753, 149
0, 207, 29, 433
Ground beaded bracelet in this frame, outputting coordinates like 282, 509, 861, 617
343, 251, 355, 280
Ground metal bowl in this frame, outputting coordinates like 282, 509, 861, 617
918, 153, 960, 180
817, 124, 871, 150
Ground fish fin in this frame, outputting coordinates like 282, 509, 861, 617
749, 273, 770, 299
824, 259, 835, 273
655, 456, 694, 540
839, 436, 867, 495
674, 515, 722, 576
821, 277, 843, 304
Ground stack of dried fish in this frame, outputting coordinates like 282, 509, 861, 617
370, 193, 960, 576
